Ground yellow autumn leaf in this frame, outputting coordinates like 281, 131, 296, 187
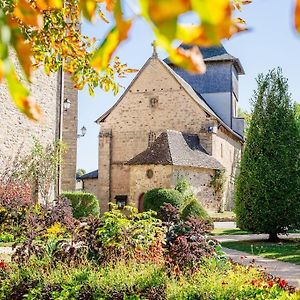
80, 0, 97, 21
36, 0, 63, 10
190, 0, 232, 44
104, 0, 114, 11
14, 0, 43, 28
176, 24, 213, 47
0, 61, 3, 82
147, 0, 191, 24
191, 0, 231, 25
124, 68, 139, 73
169, 46, 206, 74
91, 20, 131, 70
296, 0, 300, 33
13, 36, 33, 80
92, 0, 132, 70
5, 64, 42, 121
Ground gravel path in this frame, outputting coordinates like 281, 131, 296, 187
223, 247, 300, 289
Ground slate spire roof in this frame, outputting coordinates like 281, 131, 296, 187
127, 130, 224, 170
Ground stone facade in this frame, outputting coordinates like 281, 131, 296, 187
128, 165, 218, 212
0, 66, 59, 167
61, 73, 78, 192
97, 54, 244, 212
82, 178, 98, 196
171, 167, 217, 211
129, 165, 173, 207
0, 59, 78, 194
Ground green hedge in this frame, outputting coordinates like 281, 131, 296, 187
143, 188, 184, 212
62, 192, 99, 219
181, 197, 211, 222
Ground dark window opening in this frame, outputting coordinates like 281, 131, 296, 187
115, 195, 128, 209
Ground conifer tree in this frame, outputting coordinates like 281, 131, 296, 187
235, 68, 300, 241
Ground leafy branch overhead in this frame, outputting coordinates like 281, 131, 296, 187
1, 0, 298, 121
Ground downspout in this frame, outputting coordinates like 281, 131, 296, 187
108, 130, 112, 202
57, 66, 64, 197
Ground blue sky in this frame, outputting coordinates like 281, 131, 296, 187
77, 0, 300, 172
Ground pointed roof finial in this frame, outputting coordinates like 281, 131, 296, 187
151, 40, 158, 58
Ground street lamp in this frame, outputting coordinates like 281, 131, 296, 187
63, 98, 71, 111
77, 126, 87, 138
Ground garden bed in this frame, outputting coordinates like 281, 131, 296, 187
0, 259, 299, 299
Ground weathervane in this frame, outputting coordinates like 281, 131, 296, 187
151, 40, 158, 58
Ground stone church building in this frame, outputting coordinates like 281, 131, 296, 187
0, 58, 78, 192
93, 45, 245, 213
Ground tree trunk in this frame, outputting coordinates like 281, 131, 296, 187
268, 232, 280, 242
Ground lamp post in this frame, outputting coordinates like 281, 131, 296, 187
77, 126, 87, 138
63, 98, 71, 111
63, 99, 87, 139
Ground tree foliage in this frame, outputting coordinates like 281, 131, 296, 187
234, 68, 300, 241
0, 0, 253, 120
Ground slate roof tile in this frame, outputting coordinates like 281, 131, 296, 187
127, 130, 224, 170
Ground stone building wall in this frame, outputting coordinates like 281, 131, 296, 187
98, 57, 243, 212
61, 73, 78, 191
0, 59, 77, 195
171, 166, 216, 212
0, 64, 59, 170
129, 165, 173, 207
98, 57, 210, 207
211, 128, 242, 210
82, 178, 98, 197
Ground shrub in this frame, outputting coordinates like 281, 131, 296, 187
62, 192, 100, 219
181, 197, 212, 223
12, 197, 78, 265
0, 261, 167, 300
143, 188, 184, 212
74, 205, 165, 264
0, 232, 14, 243
158, 204, 216, 271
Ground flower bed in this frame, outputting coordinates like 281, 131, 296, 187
0, 203, 298, 299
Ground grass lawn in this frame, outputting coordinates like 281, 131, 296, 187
209, 211, 236, 221
222, 239, 300, 265
211, 228, 251, 236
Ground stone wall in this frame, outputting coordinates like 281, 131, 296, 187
0, 60, 78, 196
0, 63, 59, 170
211, 127, 242, 210
129, 164, 173, 207
171, 166, 216, 212
61, 73, 78, 191
82, 178, 98, 197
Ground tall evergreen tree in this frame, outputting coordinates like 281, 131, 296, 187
235, 68, 300, 241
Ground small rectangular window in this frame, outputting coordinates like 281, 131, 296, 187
115, 195, 128, 209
